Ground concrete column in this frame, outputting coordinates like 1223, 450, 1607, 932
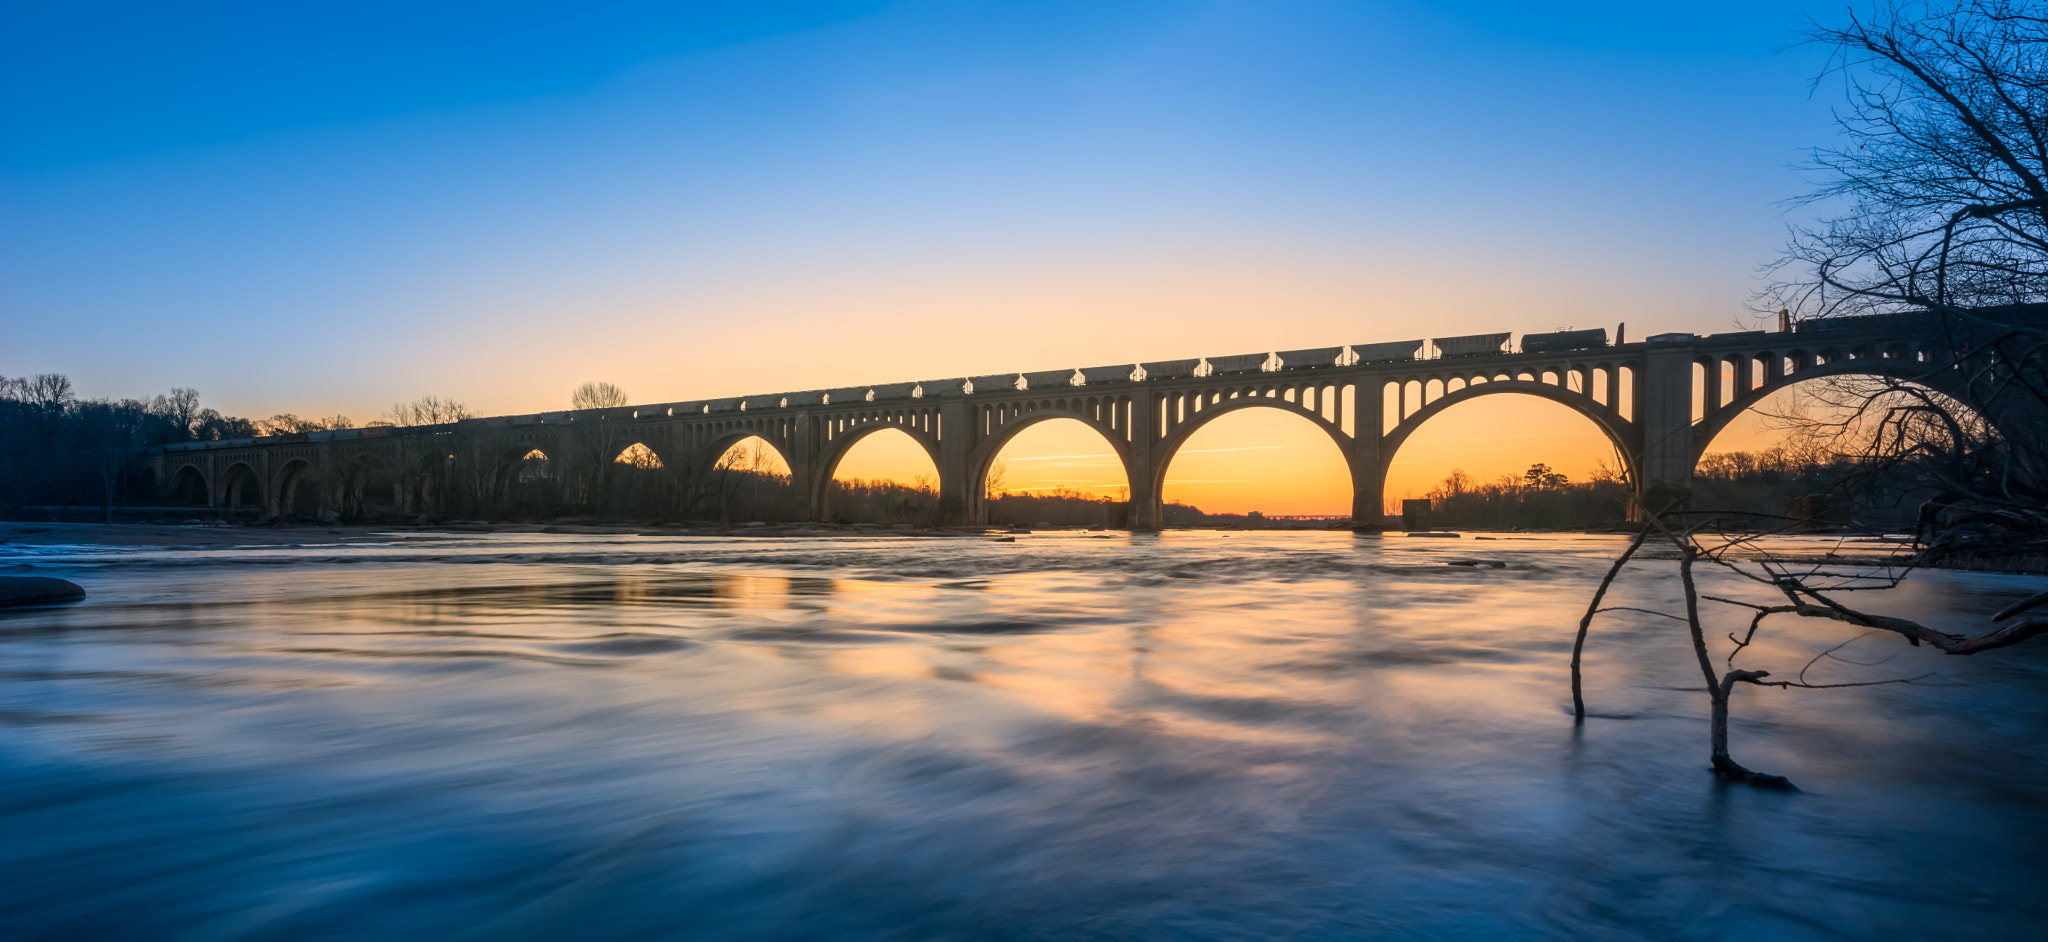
1350, 380, 1385, 526
791, 413, 816, 521
260, 452, 275, 522
316, 444, 337, 523
936, 399, 972, 525
1126, 389, 1162, 530
1637, 344, 1697, 513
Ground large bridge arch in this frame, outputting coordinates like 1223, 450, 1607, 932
968, 408, 1131, 494
966, 410, 1135, 524
811, 421, 943, 516
1145, 392, 1357, 511
1380, 379, 1642, 499
815, 419, 941, 481
1690, 355, 1986, 469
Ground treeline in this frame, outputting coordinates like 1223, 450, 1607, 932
1415, 463, 1633, 530
1414, 445, 1944, 532
0, 373, 484, 520
0, 374, 275, 517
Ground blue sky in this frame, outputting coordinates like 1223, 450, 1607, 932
2, 0, 1841, 421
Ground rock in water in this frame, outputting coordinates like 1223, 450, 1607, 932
0, 577, 86, 606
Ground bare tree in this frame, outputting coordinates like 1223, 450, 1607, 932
21, 374, 74, 414
570, 381, 629, 411
386, 395, 474, 427
1573, 516, 2048, 788
566, 382, 630, 509
1573, 2, 2048, 788
155, 387, 201, 441
1768, 0, 2047, 318
1760, 0, 2048, 556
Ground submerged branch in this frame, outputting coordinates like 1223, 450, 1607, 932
1571, 531, 1647, 722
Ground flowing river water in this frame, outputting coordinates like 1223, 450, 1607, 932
3, 529, 2045, 940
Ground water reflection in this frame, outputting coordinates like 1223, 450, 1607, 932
1, 532, 2044, 939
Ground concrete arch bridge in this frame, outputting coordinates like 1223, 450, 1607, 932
141, 311, 2028, 526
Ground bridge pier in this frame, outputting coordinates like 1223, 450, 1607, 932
937, 399, 972, 526
1637, 343, 1698, 513
1353, 382, 1386, 526
1128, 389, 1162, 530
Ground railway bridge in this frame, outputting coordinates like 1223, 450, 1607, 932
140, 310, 2030, 527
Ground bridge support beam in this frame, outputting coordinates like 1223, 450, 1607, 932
937, 399, 972, 526
1128, 390, 1161, 530
1637, 344, 1697, 512
792, 413, 817, 522
1352, 382, 1385, 526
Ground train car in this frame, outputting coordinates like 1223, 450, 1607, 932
1206, 353, 1270, 375
1432, 332, 1512, 358
1079, 364, 1139, 384
966, 374, 1020, 394
1519, 328, 1608, 354
1350, 340, 1424, 363
1022, 369, 1079, 390
1277, 346, 1345, 369
1141, 359, 1202, 380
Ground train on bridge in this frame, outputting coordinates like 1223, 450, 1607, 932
140, 310, 2012, 528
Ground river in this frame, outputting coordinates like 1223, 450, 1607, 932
3, 530, 2044, 939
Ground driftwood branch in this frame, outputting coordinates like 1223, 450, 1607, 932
1994, 589, 2048, 622
1571, 531, 1647, 722
1748, 600, 2048, 655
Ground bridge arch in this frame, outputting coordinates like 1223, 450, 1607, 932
969, 403, 1131, 493
167, 464, 208, 505
612, 442, 665, 469
1690, 356, 1989, 469
968, 411, 1135, 524
698, 429, 796, 480
1147, 390, 1356, 509
271, 457, 321, 520
815, 418, 941, 483
333, 453, 392, 520
1381, 379, 1641, 497
813, 424, 944, 523
217, 461, 262, 518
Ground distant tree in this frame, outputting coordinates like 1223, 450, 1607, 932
1523, 463, 1569, 489
564, 382, 630, 508
20, 374, 74, 414
985, 459, 1009, 498
193, 409, 259, 441
152, 387, 201, 442
386, 395, 474, 427
258, 414, 317, 435
570, 381, 629, 411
